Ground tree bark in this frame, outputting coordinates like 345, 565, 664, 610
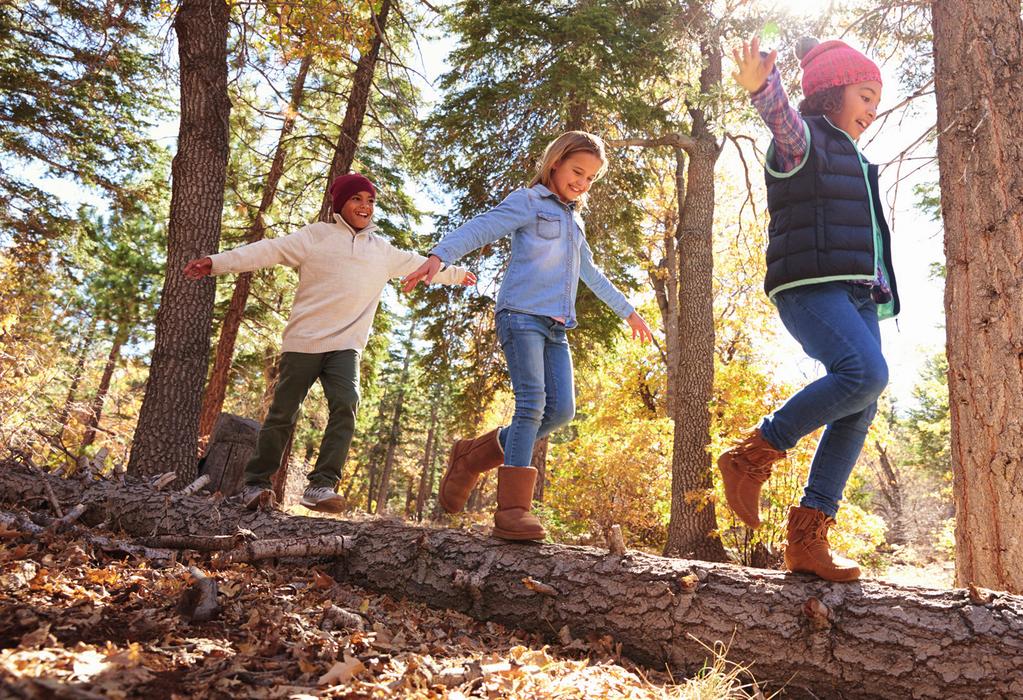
664, 40, 727, 562
374, 323, 415, 513
198, 54, 313, 440
57, 320, 97, 442
606, 40, 726, 562
873, 440, 905, 545
414, 400, 439, 520
317, 0, 392, 222
932, 0, 1023, 593
127, 0, 230, 483
530, 436, 548, 502
81, 320, 128, 449
3, 460, 1022, 700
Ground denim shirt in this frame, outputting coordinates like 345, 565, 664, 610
429, 184, 634, 329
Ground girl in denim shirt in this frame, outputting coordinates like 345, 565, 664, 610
403, 131, 652, 540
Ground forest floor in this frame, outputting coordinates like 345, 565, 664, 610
0, 515, 765, 699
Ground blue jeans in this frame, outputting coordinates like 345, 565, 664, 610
495, 310, 576, 467
759, 282, 888, 517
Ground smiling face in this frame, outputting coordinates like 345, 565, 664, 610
548, 151, 605, 203
340, 191, 375, 230
830, 80, 882, 141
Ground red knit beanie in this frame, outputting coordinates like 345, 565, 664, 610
797, 38, 881, 98
329, 173, 376, 213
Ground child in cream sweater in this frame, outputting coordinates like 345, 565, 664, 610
185, 173, 474, 511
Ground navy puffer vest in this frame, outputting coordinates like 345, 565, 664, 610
764, 115, 900, 317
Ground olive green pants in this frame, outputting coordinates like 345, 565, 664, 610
244, 350, 360, 489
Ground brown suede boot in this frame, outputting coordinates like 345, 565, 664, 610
492, 466, 545, 541
717, 428, 786, 528
784, 506, 861, 582
438, 428, 504, 514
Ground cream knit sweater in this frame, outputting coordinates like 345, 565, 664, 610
209, 214, 468, 354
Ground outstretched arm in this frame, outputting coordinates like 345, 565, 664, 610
388, 247, 475, 287
732, 36, 808, 172
186, 228, 311, 278
403, 188, 532, 291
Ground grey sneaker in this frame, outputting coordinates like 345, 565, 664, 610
237, 484, 275, 510
301, 485, 346, 513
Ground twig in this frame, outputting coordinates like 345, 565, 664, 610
143, 529, 256, 552
89, 535, 177, 564
151, 472, 177, 490
180, 474, 210, 497
49, 503, 86, 532
212, 534, 349, 566
0, 510, 45, 536
42, 480, 63, 518
522, 576, 559, 596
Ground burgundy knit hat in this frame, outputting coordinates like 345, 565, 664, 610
329, 173, 376, 213
797, 38, 881, 98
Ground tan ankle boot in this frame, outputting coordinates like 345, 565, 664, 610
717, 428, 786, 528
784, 506, 861, 582
438, 428, 504, 514
492, 466, 545, 541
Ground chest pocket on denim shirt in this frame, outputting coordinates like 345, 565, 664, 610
536, 212, 561, 240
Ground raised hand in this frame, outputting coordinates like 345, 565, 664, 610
731, 36, 777, 93
401, 255, 442, 293
184, 257, 213, 279
461, 271, 477, 286
627, 311, 654, 344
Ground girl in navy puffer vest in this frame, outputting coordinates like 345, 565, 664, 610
718, 36, 900, 583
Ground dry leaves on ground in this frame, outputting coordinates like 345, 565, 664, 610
0, 515, 762, 699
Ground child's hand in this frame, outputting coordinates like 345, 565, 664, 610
627, 311, 653, 343
184, 257, 213, 279
461, 271, 477, 286
402, 255, 442, 293
731, 36, 777, 93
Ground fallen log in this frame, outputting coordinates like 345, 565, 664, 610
1, 460, 1020, 699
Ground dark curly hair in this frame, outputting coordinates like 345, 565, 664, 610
798, 85, 846, 116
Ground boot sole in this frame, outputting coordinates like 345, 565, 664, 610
716, 455, 761, 529
300, 497, 346, 513
492, 527, 545, 541
785, 554, 861, 582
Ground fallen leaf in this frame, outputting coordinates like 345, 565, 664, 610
312, 569, 335, 590
18, 622, 52, 649
319, 655, 365, 686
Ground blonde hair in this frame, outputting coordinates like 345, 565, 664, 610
529, 131, 608, 207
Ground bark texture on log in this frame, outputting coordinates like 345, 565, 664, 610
932, 0, 1023, 594
3, 462, 1022, 700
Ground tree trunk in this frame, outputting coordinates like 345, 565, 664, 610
198, 54, 313, 440
530, 435, 548, 502
3, 461, 1022, 700
81, 320, 129, 449
374, 324, 415, 513
873, 440, 905, 546
414, 400, 439, 520
317, 0, 392, 222
198, 412, 260, 497
127, 0, 230, 483
607, 41, 726, 562
57, 320, 96, 441
663, 40, 727, 562
932, 0, 1023, 593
